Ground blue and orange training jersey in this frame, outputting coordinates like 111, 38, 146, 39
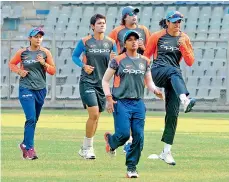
109, 53, 150, 99
109, 25, 150, 54
144, 29, 194, 68
72, 35, 117, 84
9, 46, 56, 90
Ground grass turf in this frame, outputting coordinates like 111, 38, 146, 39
1, 109, 229, 182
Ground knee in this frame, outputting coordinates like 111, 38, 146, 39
89, 113, 100, 121
25, 116, 36, 126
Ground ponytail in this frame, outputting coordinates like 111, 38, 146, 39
119, 47, 127, 55
159, 18, 168, 29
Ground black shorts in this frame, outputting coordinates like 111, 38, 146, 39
79, 81, 106, 112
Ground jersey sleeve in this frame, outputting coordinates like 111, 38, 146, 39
8, 49, 23, 73
72, 39, 85, 68
179, 34, 195, 66
109, 29, 118, 43
44, 49, 56, 75
143, 33, 157, 59
109, 59, 119, 70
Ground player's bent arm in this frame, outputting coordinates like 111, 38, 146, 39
102, 68, 116, 96
72, 39, 85, 68
9, 49, 23, 73
179, 35, 195, 66
145, 71, 157, 93
44, 49, 56, 75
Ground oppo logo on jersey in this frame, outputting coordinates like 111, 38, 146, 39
89, 49, 110, 53
160, 45, 180, 51
123, 69, 145, 75
23, 59, 39, 64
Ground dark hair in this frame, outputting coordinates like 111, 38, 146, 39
119, 47, 126, 55
90, 14, 106, 26
120, 14, 127, 25
159, 18, 168, 29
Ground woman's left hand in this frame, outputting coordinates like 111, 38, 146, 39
106, 96, 117, 113
37, 54, 46, 66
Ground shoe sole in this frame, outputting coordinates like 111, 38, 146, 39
126, 174, 139, 178
26, 156, 38, 160
159, 156, 176, 166
184, 99, 196, 113
78, 151, 96, 160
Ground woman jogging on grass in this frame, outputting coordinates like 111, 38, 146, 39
72, 14, 117, 160
9, 27, 56, 160
102, 30, 163, 178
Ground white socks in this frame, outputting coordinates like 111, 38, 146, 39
179, 94, 189, 105
126, 136, 133, 144
83, 136, 94, 149
164, 143, 172, 153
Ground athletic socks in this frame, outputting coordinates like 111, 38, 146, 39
126, 136, 133, 144
179, 94, 189, 105
83, 136, 94, 149
164, 143, 172, 153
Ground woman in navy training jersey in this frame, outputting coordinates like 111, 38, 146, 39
72, 14, 117, 160
9, 27, 56, 160
102, 30, 163, 178
144, 11, 196, 165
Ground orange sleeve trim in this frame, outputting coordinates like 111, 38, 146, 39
113, 53, 126, 88
144, 29, 166, 60
109, 26, 125, 42
113, 75, 120, 88
109, 26, 126, 54
106, 36, 116, 44
109, 29, 118, 42
114, 53, 127, 65
82, 35, 92, 45
8, 48, 26, 73
40, 47, 56, 75
179, 32, 195, 66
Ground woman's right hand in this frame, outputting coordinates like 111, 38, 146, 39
106, 96, 117, 114
83, 65, 94, 74
178, 36, 186, 47
154, 88, 164, 100
18, 69, 29, 77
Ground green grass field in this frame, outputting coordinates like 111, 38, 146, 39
1, 109, 229, 182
